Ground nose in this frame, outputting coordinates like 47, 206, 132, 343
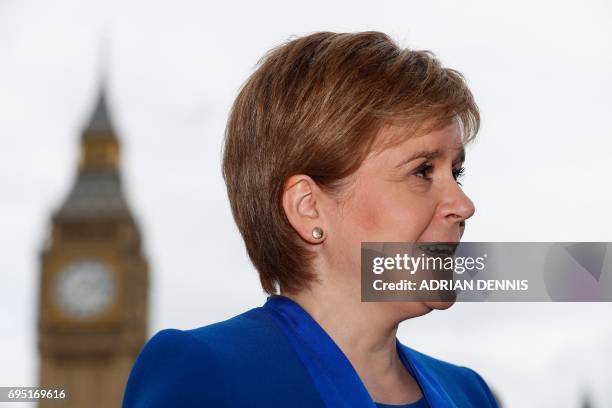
438, 179, 475, 235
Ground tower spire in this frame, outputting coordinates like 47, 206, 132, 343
54, 35, 129, 221
84, 91, 113, 135
84, 33, 113, 137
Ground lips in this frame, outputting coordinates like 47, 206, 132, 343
416, 242, 459, 257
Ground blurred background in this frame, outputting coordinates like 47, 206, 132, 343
1, 0, 611, 407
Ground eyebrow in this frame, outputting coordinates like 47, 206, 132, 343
394, 146, 465, 169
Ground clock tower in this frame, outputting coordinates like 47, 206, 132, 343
37, 87, 149, 407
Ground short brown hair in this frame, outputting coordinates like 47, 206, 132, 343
222, 31, 480, 294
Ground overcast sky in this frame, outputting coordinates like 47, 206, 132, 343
1, 1, 611, 407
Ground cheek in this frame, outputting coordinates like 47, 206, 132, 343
345, 185, 435, 241
348, 193, 382, 232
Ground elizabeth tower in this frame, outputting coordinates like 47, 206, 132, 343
37, 86, 148, 407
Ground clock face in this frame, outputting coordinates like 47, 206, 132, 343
54, 258, 116, 319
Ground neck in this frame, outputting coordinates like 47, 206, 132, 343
280, 257, 432, 404
282, 280, 406, 389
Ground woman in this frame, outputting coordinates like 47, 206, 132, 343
123, 31, 499, 408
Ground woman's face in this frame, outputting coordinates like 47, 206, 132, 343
323, 120, 475, 311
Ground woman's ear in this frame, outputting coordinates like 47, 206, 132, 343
282, 175, 326, 244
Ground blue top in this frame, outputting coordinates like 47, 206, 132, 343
123, 295, 499, 407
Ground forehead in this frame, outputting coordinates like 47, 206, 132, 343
374, 121, 464, 161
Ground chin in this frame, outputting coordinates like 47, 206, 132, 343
424, 300, 456, 311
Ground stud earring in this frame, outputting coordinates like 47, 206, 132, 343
312, 227, 324, 240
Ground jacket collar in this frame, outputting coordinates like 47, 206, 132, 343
263, 295, 457, 408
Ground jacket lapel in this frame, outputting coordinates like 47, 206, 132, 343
398, 342, 458, 407
264, 295, 460, 408
264, 295, 376, 407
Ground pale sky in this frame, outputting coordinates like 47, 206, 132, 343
1, 1, 611, 407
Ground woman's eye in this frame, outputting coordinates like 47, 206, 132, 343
411, 164, 466, 185
413, 163, 433, 180
453, 166, 466, 185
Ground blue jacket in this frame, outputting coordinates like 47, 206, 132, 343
123, 295, 499, 407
